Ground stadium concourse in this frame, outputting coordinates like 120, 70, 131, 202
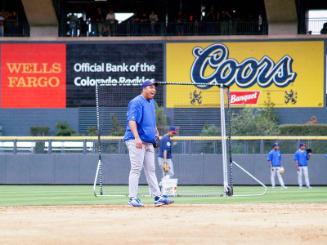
1, 0, 327, 244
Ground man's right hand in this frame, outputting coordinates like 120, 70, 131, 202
135, 137, 143, 149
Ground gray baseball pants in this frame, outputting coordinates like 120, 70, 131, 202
126, 140, 161, 198
270, 167, 286, 187
297, 166, 310, 188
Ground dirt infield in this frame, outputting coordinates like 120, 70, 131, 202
0, 204, 327, 245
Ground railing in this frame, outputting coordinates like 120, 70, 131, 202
61, 21, 268, 37
2, 20, 30, 37
303, 18, 327, 35
0, 136, 326, 154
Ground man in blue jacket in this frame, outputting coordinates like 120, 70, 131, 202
124, 79, 174, 207
267, 143, 287, 189
294, 143, 312, 189
158, 126, 177, 179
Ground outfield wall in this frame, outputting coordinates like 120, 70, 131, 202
0, 153, 326, 185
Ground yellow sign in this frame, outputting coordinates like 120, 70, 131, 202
166, 41, 324, 108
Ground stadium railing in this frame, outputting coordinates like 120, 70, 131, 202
0, 136, 326, 154
300, 18, 327, 35
62, 21, 268, 37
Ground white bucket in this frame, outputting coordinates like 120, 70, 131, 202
161, 178, 178, 196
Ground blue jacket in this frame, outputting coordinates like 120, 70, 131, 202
267, 150, 282, 167
124, 95, 156, 143
294, 150, 309, 166
158, 134, 173, 159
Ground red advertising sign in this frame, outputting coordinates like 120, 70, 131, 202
230, 91, 260, 105
1, 44, 66, 108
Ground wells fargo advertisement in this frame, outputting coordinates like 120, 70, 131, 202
166, 41, 324, 108
0, 44, 66, 108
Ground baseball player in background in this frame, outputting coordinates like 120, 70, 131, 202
124, 79, 174, 207
294, 143, 312, 189
267, 143, 287, 189
158, 126, 177, 180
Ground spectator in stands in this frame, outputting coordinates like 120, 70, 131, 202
139, 12, 149, 35
0, 13, 4, 37
94, 7, 105, 36
5, 11, 19, 36
78, 13, 88, 36
203, 5, 217, 34
176, 10, 185, 35
320, 22, 327, 34
104, 9, 116, 36
131, 12, 141, 35
220, 10, 232, 35
66, 13, 79, 37
258, 14, 263, 32
86, 17, 98, 36
149, 10, 159, 35
188, 13, 199, 35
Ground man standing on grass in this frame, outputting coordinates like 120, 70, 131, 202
267, 143, 287, 189
158, 126, 177, 180
294, 143, 312, 189
124, 79, 174, 207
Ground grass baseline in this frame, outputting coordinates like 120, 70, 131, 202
0, 185, 326, 206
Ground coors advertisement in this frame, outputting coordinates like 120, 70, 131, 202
66, 43, 164, 107
166, 41, 324, 108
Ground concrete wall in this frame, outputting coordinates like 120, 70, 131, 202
0, 153, 326, 185
264, 0, 298, 35
21, 0, 58, 36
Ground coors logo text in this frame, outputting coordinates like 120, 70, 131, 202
191, 44, 297, 89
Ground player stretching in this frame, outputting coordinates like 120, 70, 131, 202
267, 143, 287, 189
294, 143, 312, 189
124, 79, 174, 207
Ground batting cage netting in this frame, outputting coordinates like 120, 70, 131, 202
93, 81, 266, 198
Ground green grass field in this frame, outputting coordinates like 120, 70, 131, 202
0, 185, 326, 206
